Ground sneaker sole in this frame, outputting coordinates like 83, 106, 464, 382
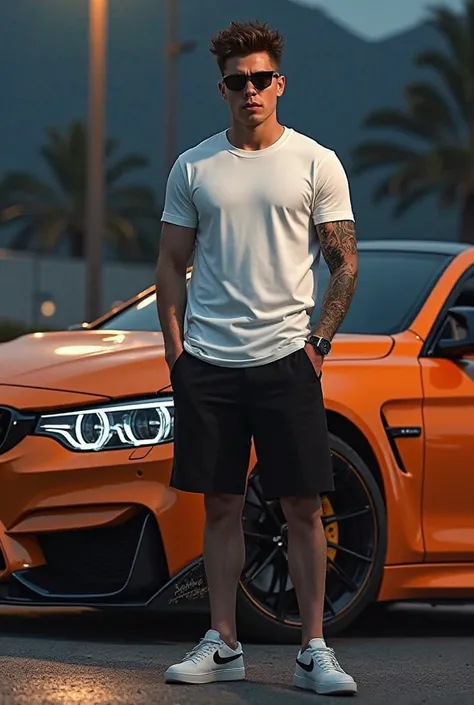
165, 666, 246, 685
293, 672, 357, 695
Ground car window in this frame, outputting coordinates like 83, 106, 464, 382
439, 275, 474, 342
309, 251, 451, 335
452, 276, 474, 309
100, 293, 160, 332
98, 251, 452, 336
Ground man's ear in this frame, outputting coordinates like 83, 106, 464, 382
218, 80, 228, 102
276, 75, 286, 98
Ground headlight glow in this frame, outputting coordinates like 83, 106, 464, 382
34, 398, 174, 452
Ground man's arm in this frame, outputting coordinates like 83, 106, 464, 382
155, 154, 198, 370
312, 220, 358, 341
155, 222, 196, 369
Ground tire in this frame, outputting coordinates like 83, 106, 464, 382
236, 432, 387, 644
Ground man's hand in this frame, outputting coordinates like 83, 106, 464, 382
313, 220, 358, 341
155, 221, 196, 374
304, 343, 324, 378
166, 347, 184, 373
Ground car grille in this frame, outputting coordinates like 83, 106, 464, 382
0, 408, 12, 451
0, 407, 37, 455
27, 508, 169, 598
39, 509, 148, 592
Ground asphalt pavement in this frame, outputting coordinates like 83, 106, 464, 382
0, 603, 473, 705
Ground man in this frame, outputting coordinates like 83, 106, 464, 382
156, 20, 358, 697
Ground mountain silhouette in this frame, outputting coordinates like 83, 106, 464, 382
0, 0, 455, 252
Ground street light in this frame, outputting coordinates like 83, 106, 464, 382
84, 0, 193, 321
164, 0, 196, 176
85, 0, 108, 323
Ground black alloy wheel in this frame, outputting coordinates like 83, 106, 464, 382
236, 433, 387, 643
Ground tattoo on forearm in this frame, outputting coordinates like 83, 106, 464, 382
314, 220, 358, 341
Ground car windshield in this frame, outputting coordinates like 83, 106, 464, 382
98, 250, 451, 336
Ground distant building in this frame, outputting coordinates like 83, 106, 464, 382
0, 249, 154, 329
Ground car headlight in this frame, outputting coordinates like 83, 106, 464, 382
34, 397, 174, 452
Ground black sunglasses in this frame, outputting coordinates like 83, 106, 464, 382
222, 70, 280, 92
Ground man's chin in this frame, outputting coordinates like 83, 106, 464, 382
237, 113, 266, 127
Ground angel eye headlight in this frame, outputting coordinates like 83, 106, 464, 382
34, 397, 174, 452
75, 411, 110, 450
124, 406, 172, 446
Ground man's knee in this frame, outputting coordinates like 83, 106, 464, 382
280, 495, 323, 530
204, 493, 245, 528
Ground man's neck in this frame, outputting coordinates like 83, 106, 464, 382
227, 119, 285, 151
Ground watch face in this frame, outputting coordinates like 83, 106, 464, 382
318, 338, 331, 355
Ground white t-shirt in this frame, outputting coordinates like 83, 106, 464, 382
161, 127, 355, 367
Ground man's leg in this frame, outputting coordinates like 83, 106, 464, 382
246, 347, 357, 694
164, 352, 250, 684
204, 493, 246, 649
284, 493, 357, 694
280, 495, 326, 647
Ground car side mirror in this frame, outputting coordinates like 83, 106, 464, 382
435, 306, 474, 359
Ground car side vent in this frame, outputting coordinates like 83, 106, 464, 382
380, 411, 422, 474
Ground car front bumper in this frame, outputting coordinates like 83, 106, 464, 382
0, 387, 206, 608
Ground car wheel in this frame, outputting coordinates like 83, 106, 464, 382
236, 433, 387, 643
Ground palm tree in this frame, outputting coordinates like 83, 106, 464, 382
352, 0, 474, 245
0, 120, 160, 258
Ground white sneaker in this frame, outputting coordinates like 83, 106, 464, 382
293, 639, 357, 695
164, 629, 245, 684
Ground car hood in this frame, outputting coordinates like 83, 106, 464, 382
330, 334, 394, 360
0, 330, 171, 399
0, 330, 394, 399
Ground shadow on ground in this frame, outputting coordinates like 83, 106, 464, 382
0, 601, 473, 645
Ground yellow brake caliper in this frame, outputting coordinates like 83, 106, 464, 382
322, 495, 338, 564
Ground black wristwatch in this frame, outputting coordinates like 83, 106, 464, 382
307, 335, 332, 357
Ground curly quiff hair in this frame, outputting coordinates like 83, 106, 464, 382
209, 20, 284, 75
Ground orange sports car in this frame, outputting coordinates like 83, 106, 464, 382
1, 239, 474, 642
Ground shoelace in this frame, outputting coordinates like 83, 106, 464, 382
309, 647, 346, 674
182, 639, 222, 664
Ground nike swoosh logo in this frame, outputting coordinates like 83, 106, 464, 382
296, 657, 314, 672
213, 651, 242, 665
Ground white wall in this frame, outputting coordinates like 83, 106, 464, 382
0, 249, 155, 329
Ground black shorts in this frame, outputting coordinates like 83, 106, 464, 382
170, 347, 334, 499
